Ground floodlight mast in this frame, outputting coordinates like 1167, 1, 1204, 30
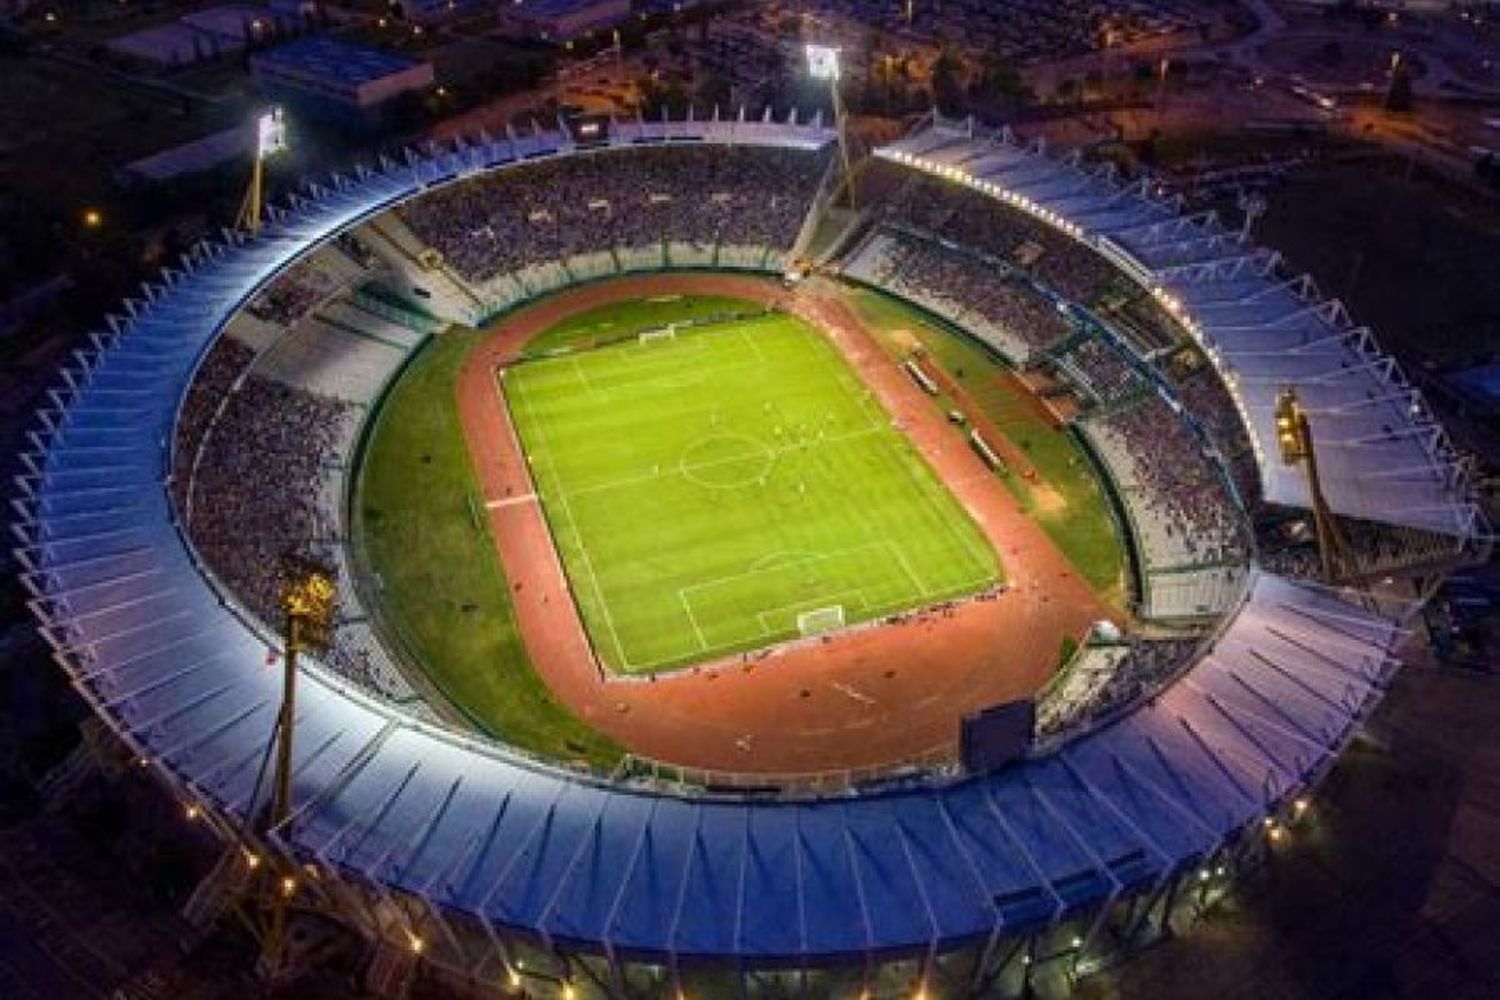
238, 108, 287, 237
806, 44, 857, 209
214, 553, 337, 980
1274, 388, 1360, 585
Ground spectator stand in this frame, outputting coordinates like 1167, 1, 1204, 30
877, 114, 1485, 543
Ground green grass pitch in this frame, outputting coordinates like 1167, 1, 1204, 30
356, 329, 622, 763
504, 309, 1002, 674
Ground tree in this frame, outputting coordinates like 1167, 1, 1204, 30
929, 44, 964, 115
1083, 68, 1104, 100
971, 53, 1028, 107
1386, 55, 1414, 112
638, 75, 691, 118
695, 71, 732, 113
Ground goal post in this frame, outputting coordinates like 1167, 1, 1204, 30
796, 605, 845, 636
638, 323, 677, 345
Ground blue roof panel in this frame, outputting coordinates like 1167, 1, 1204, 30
253, 36, 424, 87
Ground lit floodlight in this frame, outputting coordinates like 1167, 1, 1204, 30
257, 107, 288, 159
805, 44, 840, 81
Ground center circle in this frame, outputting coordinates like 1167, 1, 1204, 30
678, 433, 775, 489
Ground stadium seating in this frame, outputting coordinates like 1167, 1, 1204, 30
399, 144, 831, 299
842, 227, 1073, 362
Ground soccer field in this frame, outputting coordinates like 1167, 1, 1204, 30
505, 310, 1001, 674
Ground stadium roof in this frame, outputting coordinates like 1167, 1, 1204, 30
16, 113, 1417, 966
250, 35, 427, 89
877, 116, 1483, 540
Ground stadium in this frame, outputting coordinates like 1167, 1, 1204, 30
14, 108, 1488, 999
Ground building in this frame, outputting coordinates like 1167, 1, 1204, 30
499, 0, 631, 44
396, 0, 489, 27
118, 124, 255, 186
105, 5, 293, 69
249, 35, 434, 130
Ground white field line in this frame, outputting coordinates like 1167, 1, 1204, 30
562, 425, 882, 502
569, 355, 600, 396
805, 318, 997, 584
511, 376, 631, 670
818, 334, 999, 596
676, 540, 891, 601
738, 326, 768, 363
884, 539, 932, 598
895, 445, 996, 582
515, 315, 994, 670
866, 384, 999, 584
753, 588, 869, 634
679, 590, 710, 652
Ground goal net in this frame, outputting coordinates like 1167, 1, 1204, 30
796, 605, 845, 637
638, 324, 677, 344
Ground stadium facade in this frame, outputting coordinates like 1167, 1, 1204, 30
14, 110, 1482, 997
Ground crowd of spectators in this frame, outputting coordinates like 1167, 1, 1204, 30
169, 337, 256, 515
1035, 638, 1198, 741
174, 336, 421, 702
184, 374, 357, 636
877, 166, 1121, 307
1171, 365, 1261, 506
244, 255, 351, 328
1053, 336, 1144, 408
1091, 394, 1248, 569
862, 228, 1074, 356
1106, 292, 1185, 355
400, 145, 830, 285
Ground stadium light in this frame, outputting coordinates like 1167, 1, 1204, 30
240, 107, 287, 237
804, 42, 857, 211
256, 107, 288, 159
805, 44, 840, 80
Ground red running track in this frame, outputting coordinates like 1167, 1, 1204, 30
453, 273, 1116, 775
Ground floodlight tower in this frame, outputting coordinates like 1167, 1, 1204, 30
258, 553, 336, 973
806, 43, 857, 208
238, 107, 288, 237
1274, 388, 1360, 585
